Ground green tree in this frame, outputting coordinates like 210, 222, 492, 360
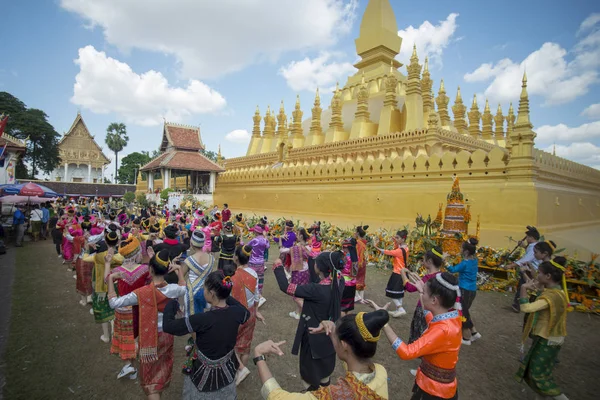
0, 92, 61, 178
202, 149, 224, 163
117, 151, 152, 184
160, 187, 174, 201
123, 191, 136, 203
105, 122, 129, 181
136, 193, 149, 207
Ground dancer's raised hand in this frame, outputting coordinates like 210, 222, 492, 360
254, 340, 286, 357
365, 299, 390, 311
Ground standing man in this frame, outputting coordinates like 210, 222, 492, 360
13, 204, 26, 247
221, 203, 231, 223
209, 204, 219, 219
41, 202, 50, 240
503, 226, 541, 312
30, 204, 43, 242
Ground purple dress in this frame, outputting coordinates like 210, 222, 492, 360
248, 236, 270, 295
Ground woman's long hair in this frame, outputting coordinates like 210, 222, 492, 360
315, 251, 345, 322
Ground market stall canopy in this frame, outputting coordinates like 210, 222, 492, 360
0, 182, 58, 197
0, 195, 57, 204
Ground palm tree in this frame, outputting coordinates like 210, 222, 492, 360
105, 122, 129, 181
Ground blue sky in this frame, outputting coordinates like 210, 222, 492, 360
2, 0, 599, 176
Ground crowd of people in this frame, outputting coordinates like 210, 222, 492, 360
19, 197, 571, 399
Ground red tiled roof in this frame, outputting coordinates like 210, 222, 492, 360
141, 150, 224, 172
161, 123, 204, 151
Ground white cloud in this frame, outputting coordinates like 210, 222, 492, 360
225, 129, 251, 144
279, 52, 356, 92
71, 46, 226, 127
397, 13, 459, 68
542, 142, 600, 168
581, 104, 600, 119
578, 13, 600, 35
536, 121, 600, 145
464, 14, 600, 106
61, 0, 358, 80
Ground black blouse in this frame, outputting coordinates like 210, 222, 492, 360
274, 266, 344, 359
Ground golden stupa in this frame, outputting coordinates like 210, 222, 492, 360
214, 0, 600, 254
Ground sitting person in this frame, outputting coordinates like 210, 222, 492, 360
254, 309, 390, 399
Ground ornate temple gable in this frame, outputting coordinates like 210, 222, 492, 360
160, 121, 204, 152
58, 113, 110, 166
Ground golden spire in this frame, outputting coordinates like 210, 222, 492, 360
252, 105, 261, 137
436, 79, 450, 126
516, 70, 532, 127
494, 103, 505, 142
276, 100, 287, 137
506, 102, 515, 150
310, 88, 323, 137
406, 45, 422, 96
355, 71, 371, 121
216, 144, 223, 165
481, 98, 493, 140
384, 60, 399, 108
355, 0, 402, 69
468, 94, 481, 139
291, 95, 303, 138
421, 57, 433, 114
329, 83, 344, 130
452, 86, 467, 134
263, 106, 274, 137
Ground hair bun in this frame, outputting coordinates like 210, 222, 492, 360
363, 225, 369, 230
468, 237, 479, 246
363, 309, 390, 338
553, 256, 567, 267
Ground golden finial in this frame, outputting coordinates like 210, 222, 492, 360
471, 94, 478, 108
266, 105, 271, 115
424, 56, 429, 72
315, 87, 320, 101
255, 105, 260, 114
335, 81, 340, 92
522, 70, 528, 85
295, 94, 301, 109
411, 44, 417, 58
439, 79, 446, 93
456, 86, 462, 101
497, 103, 502, 114
484, 99, 490, 112
508, 102, 514, 114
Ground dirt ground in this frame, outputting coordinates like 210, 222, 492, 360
2, 241, 600, 400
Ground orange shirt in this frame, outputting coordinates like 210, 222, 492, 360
383, 245, 409, 274
393, 310, 461, 398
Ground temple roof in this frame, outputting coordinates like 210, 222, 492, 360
160, 122, 204, 152
59, 113, 110, 165
140, 150, 224, 173
0, 133, 27, 152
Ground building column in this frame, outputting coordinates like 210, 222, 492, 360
163, 168, 170, 189
88, 164, 92, 183
148, 171, 154, 191
64, 163, 68, 182
101, 166, 104, 182
209, 171, 216, 193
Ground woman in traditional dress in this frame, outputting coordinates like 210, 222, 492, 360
306, 222, 322, 284
231, 244, 266, 386
354, 225, 369, 302
273, 251, 345, 391
373, 229, 409, 317
162, 267, 250, 399
108, 249, 186, 400
255, 309, 390, 399
182, 230, 215, 318
247, 224, 270, 308
274, 220, 296, 268
260, 216, 270, 263
447, 238, 481, 345
82, 224, 124, 343
341, 238, 358, 315
233, 213, 248, 237
110, 236, 150, 380
401, 247, 443, 344
368, 272, 462, 400
61, 208, 78, 264
516, 257, 569, 400
73, 219, 99, 306
214, 222, 240, 271
280, 228, 311, 320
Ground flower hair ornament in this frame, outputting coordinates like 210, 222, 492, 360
435, 273, 462, 314
355, 312, 380, 343
222, 275, 233, 288
155, 252, 170, 268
